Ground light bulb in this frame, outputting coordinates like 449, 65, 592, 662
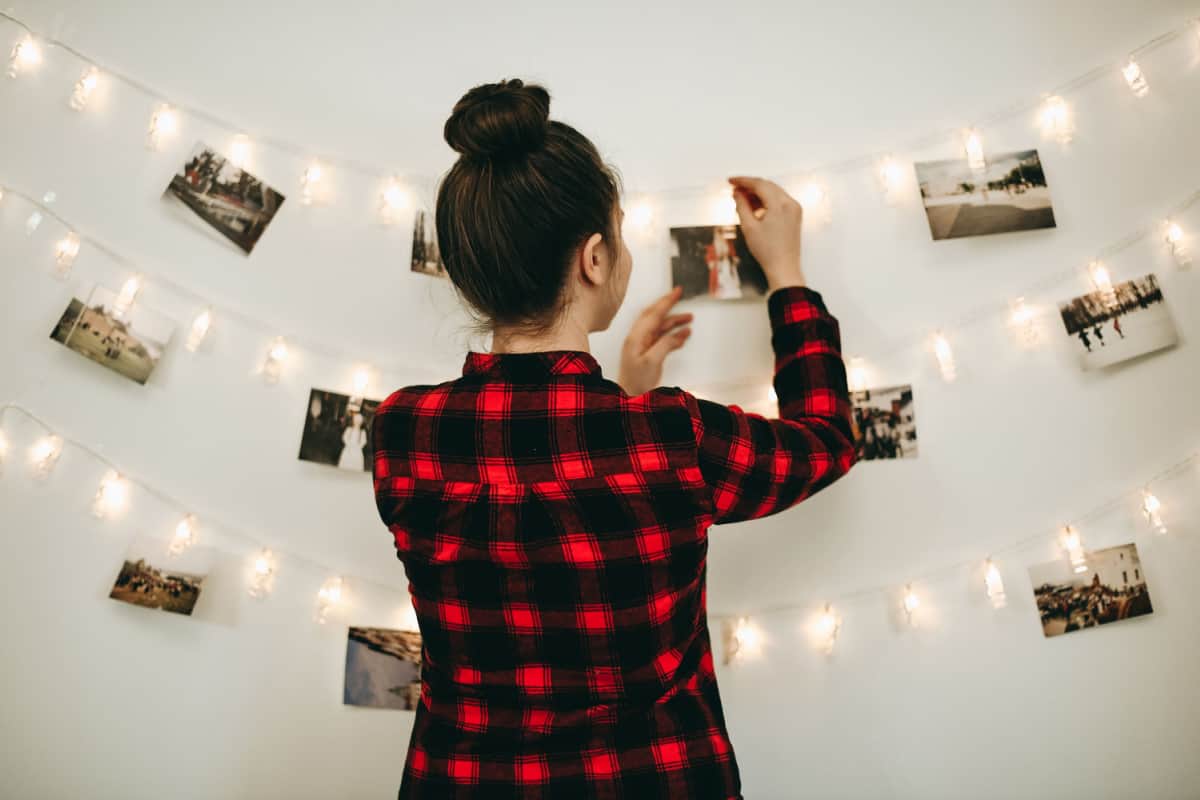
315, 576, 345, 624
169, 514, 198, 556
626, 200, 654, 232
146, 104, 179, 150
727, 616, 762, 663
7, 37, 41, 78
711, 192, 738, 224
846, 357, 868, 393
1164, 221, 1191, 268
1122, 58, 1149, 98
1089, 261, 1119, 310
1063, 525, 1087, 573
815, 604, 840, 655
185, 308, 212, 353
229, 134, 252, 169
300, 162, 323, 205
879, 157, 906, 203
262, 337, 288, 383
113, 276, 142, 319
69, 66, 101, 110
30, 435, 63, 478
54, 233, 81, 276
1009, 297, 1038, 346
379, 177, 411, 224
902, 584, 920, 625
932, 332, 956, 382
91, 471, 130, 518
248, 549, 275, 598
351, 365, 372, 397
963, 129, 986, 171
0, 430, 8, 475
984, 560, 1007, 609
25, 211, 44, 236
1142, 491, 1167, 534
1038, 95, 1074, 145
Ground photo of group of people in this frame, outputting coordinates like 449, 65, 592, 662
164, 143, 285, 254
109, 537, 212, 617
915, 149, 1056, 241
1029, 543, 1153, 638
1057, 273, 1177, 370
298, 389, 381, 472
49, 285, 175, 385
343, 626, 423, 710
850, 385, 918, 460
670, 225, 769, 301
411, 209, 447, 277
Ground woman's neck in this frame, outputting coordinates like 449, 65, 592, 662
490, 317, 590, 355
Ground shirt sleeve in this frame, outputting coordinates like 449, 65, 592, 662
685, 286, 857, 524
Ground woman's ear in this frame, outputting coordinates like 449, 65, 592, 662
578, 232, 608, 287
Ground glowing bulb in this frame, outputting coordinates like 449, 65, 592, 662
1063, 525, 1087, 573
169, 514, 198, 556
113, 276, 142, 319
726, 616, 762, 663
397, 602, 419, 631
7, 37, 41, 78
879, 157, 906, 203
315, 576, 345, 624
847, 357, 868, 393
1142, 491, 1167, 534
711, 192, 738, 224
229, 134, 252, 169
351, 365, 372, 397
91, 471, 130, 518
54, 233, 81, 276
1122, 58, 1149, 98
984, 560, 1007, 609
263, 337, 288, 383
815, 604, 840, 655
627, 200, 654, 231
69, 66, 101, 110
902, 584, 920, 625
379, 177, 412, 224
1038, 95, 1074, 145
29, 435, 63, 478
185, 308, 212, 353
0, 430, 8, 475
300, 162, 323, 205
1089, 260, 1119, 310
1165, 221, 1191, 268
932, 332, 956, 382
25, 211, 44, 236
248, 549, 275, 598
963, 129, 986, 171
1009, 297, 1038, 346
146, 104, 179, 150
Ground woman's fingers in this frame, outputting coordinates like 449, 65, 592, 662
657, 312, 693, 335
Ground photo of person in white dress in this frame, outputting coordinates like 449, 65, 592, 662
669, 224, 769, 301
298, 389, 381, 472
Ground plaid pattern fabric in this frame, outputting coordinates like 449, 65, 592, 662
372, 287, 856, 798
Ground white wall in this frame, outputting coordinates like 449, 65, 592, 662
2, 2, 1200, 798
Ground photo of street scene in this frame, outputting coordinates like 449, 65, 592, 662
49, 285, 174, 385
915, 149, 1055, 240
850, 384, 917, 460
344, 626, 423, 710
1057, 273, 1177, 370
1029, 543, 1153, 638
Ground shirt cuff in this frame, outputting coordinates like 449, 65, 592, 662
767, 286, 830, 327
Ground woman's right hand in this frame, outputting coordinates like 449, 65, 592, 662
728, 176, 806, 291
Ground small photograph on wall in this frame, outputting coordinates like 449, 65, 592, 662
1029, 543, 1153, 639
915, 149, 1055, 240
1057, 273, 1177, 370
164, 142, 285, 255
298, 389, 381, 472
670, 225, 768, 301
109, 536, 212, 617
850, 385, 917, 460
344, 626, 423, 710
49, 285, 175, 385
411, 209, 447, 278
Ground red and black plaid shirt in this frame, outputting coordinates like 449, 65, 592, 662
372, 286, 856, 798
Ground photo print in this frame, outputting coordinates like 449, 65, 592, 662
851, 385, 917, 460
670, 225, 768, 301
915, 149, 1055, 240
344, 626, 423, 710
298, 389, 381, 472
1029, 543, 1153, 639
109, 536, 214, 617
411, 209, 447, 278
164, 142, 285, 254
49, 285, 175, 385
1057, 273, 1177, 370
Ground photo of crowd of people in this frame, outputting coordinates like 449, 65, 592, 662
49, 285, 175, 385
915, 149, 1056, 240
298, 389, 381, 472
410, 209, 447, 277
164, 142, 285, 254
1057, 273, 1177, 370
850, 384, 918, 460
344, 626, 423, 710
670, 224, 768, 301
1029, 543, 1153, 638
109, 537, 212, 617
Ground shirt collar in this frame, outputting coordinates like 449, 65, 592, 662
462, 350, 603, 379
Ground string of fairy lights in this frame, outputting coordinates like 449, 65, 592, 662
1, 12, 1199, 659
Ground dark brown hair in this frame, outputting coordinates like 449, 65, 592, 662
435, 79, 620, 330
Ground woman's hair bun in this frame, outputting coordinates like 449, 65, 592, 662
444, 79, 551, 160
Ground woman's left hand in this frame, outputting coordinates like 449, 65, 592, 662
617, 286, 693, 396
